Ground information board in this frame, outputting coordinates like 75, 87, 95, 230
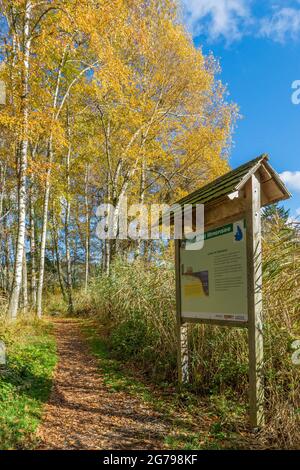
180, 219, 248, 323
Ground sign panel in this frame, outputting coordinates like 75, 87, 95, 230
180, 220, 248, 323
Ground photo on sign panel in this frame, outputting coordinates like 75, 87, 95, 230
182, 267, 209, 298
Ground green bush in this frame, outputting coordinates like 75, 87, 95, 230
111, 317, 152, 359
0, 318, 57, 449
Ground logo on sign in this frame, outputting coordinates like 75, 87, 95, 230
233, 222, 244, 242
234, 225, 243, 241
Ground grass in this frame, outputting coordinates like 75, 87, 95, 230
0, 317, 57, 449
81, 319, 256, 450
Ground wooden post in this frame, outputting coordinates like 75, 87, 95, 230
246, 173, 265, 428
175, 239, 189, 383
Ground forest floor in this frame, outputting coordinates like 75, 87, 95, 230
37, 319, 168, 450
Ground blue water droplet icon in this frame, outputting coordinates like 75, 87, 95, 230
235, 225, 243, 241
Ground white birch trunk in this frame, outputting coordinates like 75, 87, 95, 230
22, 249, 28, 313
84, 165, 90, 293
36, 145, 51, 318
29, 185, 37, 308
65, 140, 73, 315
8, 1, 32, 319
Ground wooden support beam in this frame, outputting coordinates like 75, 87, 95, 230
175, 239, 189, 384
246, 174, 265, 428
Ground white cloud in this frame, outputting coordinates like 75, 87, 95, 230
280, 171, 300, 192
181, 0, 251, 43
260, 7, 300, 43
180, 1, 300, 44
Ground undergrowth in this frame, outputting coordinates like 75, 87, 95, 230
82, 320, 250, 450
0, 316, 57, 449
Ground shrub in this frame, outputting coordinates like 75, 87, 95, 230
0, 317, 56, 449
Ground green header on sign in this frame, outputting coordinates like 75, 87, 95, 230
204, 224, 233, 240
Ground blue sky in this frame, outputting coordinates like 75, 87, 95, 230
181, 0, 300, 218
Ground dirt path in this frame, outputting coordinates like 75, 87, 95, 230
37, 320, 167, 450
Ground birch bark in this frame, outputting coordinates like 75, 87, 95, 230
8, 1, 32, 319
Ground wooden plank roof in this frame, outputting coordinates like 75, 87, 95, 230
173, 154, 291, 209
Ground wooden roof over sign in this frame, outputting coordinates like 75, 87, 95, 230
174, 154, 291, 209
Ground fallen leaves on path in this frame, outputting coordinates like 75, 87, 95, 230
37, 320, 167, 450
